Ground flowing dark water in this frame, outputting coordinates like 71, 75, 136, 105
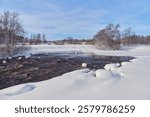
0, 53, 134, 89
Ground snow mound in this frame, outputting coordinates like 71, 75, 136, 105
5, 84, 36, 96
2, 60, 6, 64
111, 71, 124, 78
25, 54, 31, 58
18, 57, 22, 60
121, 62, 129, 66
87, 70, 96, 77
96, 68, 124, 79
83, 70, 96, 77
130, 59, 136, 62
104, 63, 120, 71
8, 57, 12, 59
96, 69, 113, 79
82, 63, 87, 68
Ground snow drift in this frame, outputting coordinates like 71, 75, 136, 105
0, 45, 150, 100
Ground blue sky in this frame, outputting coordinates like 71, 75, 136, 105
0, 0, 150, 40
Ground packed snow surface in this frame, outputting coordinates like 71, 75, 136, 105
0, 44, 150, 100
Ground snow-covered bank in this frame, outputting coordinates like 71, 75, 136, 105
0, 45, 150, 100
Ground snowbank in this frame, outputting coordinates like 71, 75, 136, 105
104, 63, 120, 71
96, 69, 113, 79
0, 44, 150, 99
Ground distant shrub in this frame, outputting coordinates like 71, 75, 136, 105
0, 45, 30, 58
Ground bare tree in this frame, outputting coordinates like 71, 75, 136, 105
122, 27, 133, 45
93, 24, 121, 50
0, 11, 24, 57
42, 34, 46, 43
37, 33, 41, 41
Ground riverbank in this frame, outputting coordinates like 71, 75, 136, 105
0, 45, 150, 99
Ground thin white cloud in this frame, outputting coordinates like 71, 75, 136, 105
20, 2, 109, 39
1, 0, 150, 39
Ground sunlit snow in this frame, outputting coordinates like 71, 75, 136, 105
0, 45, 150, 100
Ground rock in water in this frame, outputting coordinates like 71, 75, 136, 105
18, 57, 22, 60
2, 60, 7, 64
8, 57, 12, 59
82, 63, 87, 68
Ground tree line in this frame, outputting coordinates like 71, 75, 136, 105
93, 24, 150, 50
47, 24, 150, 48
0, 11, 25, 57
0, 11, 47, 57
1, 11, 150, 58
27, 33, 47, 45
51, 36, 93, 45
